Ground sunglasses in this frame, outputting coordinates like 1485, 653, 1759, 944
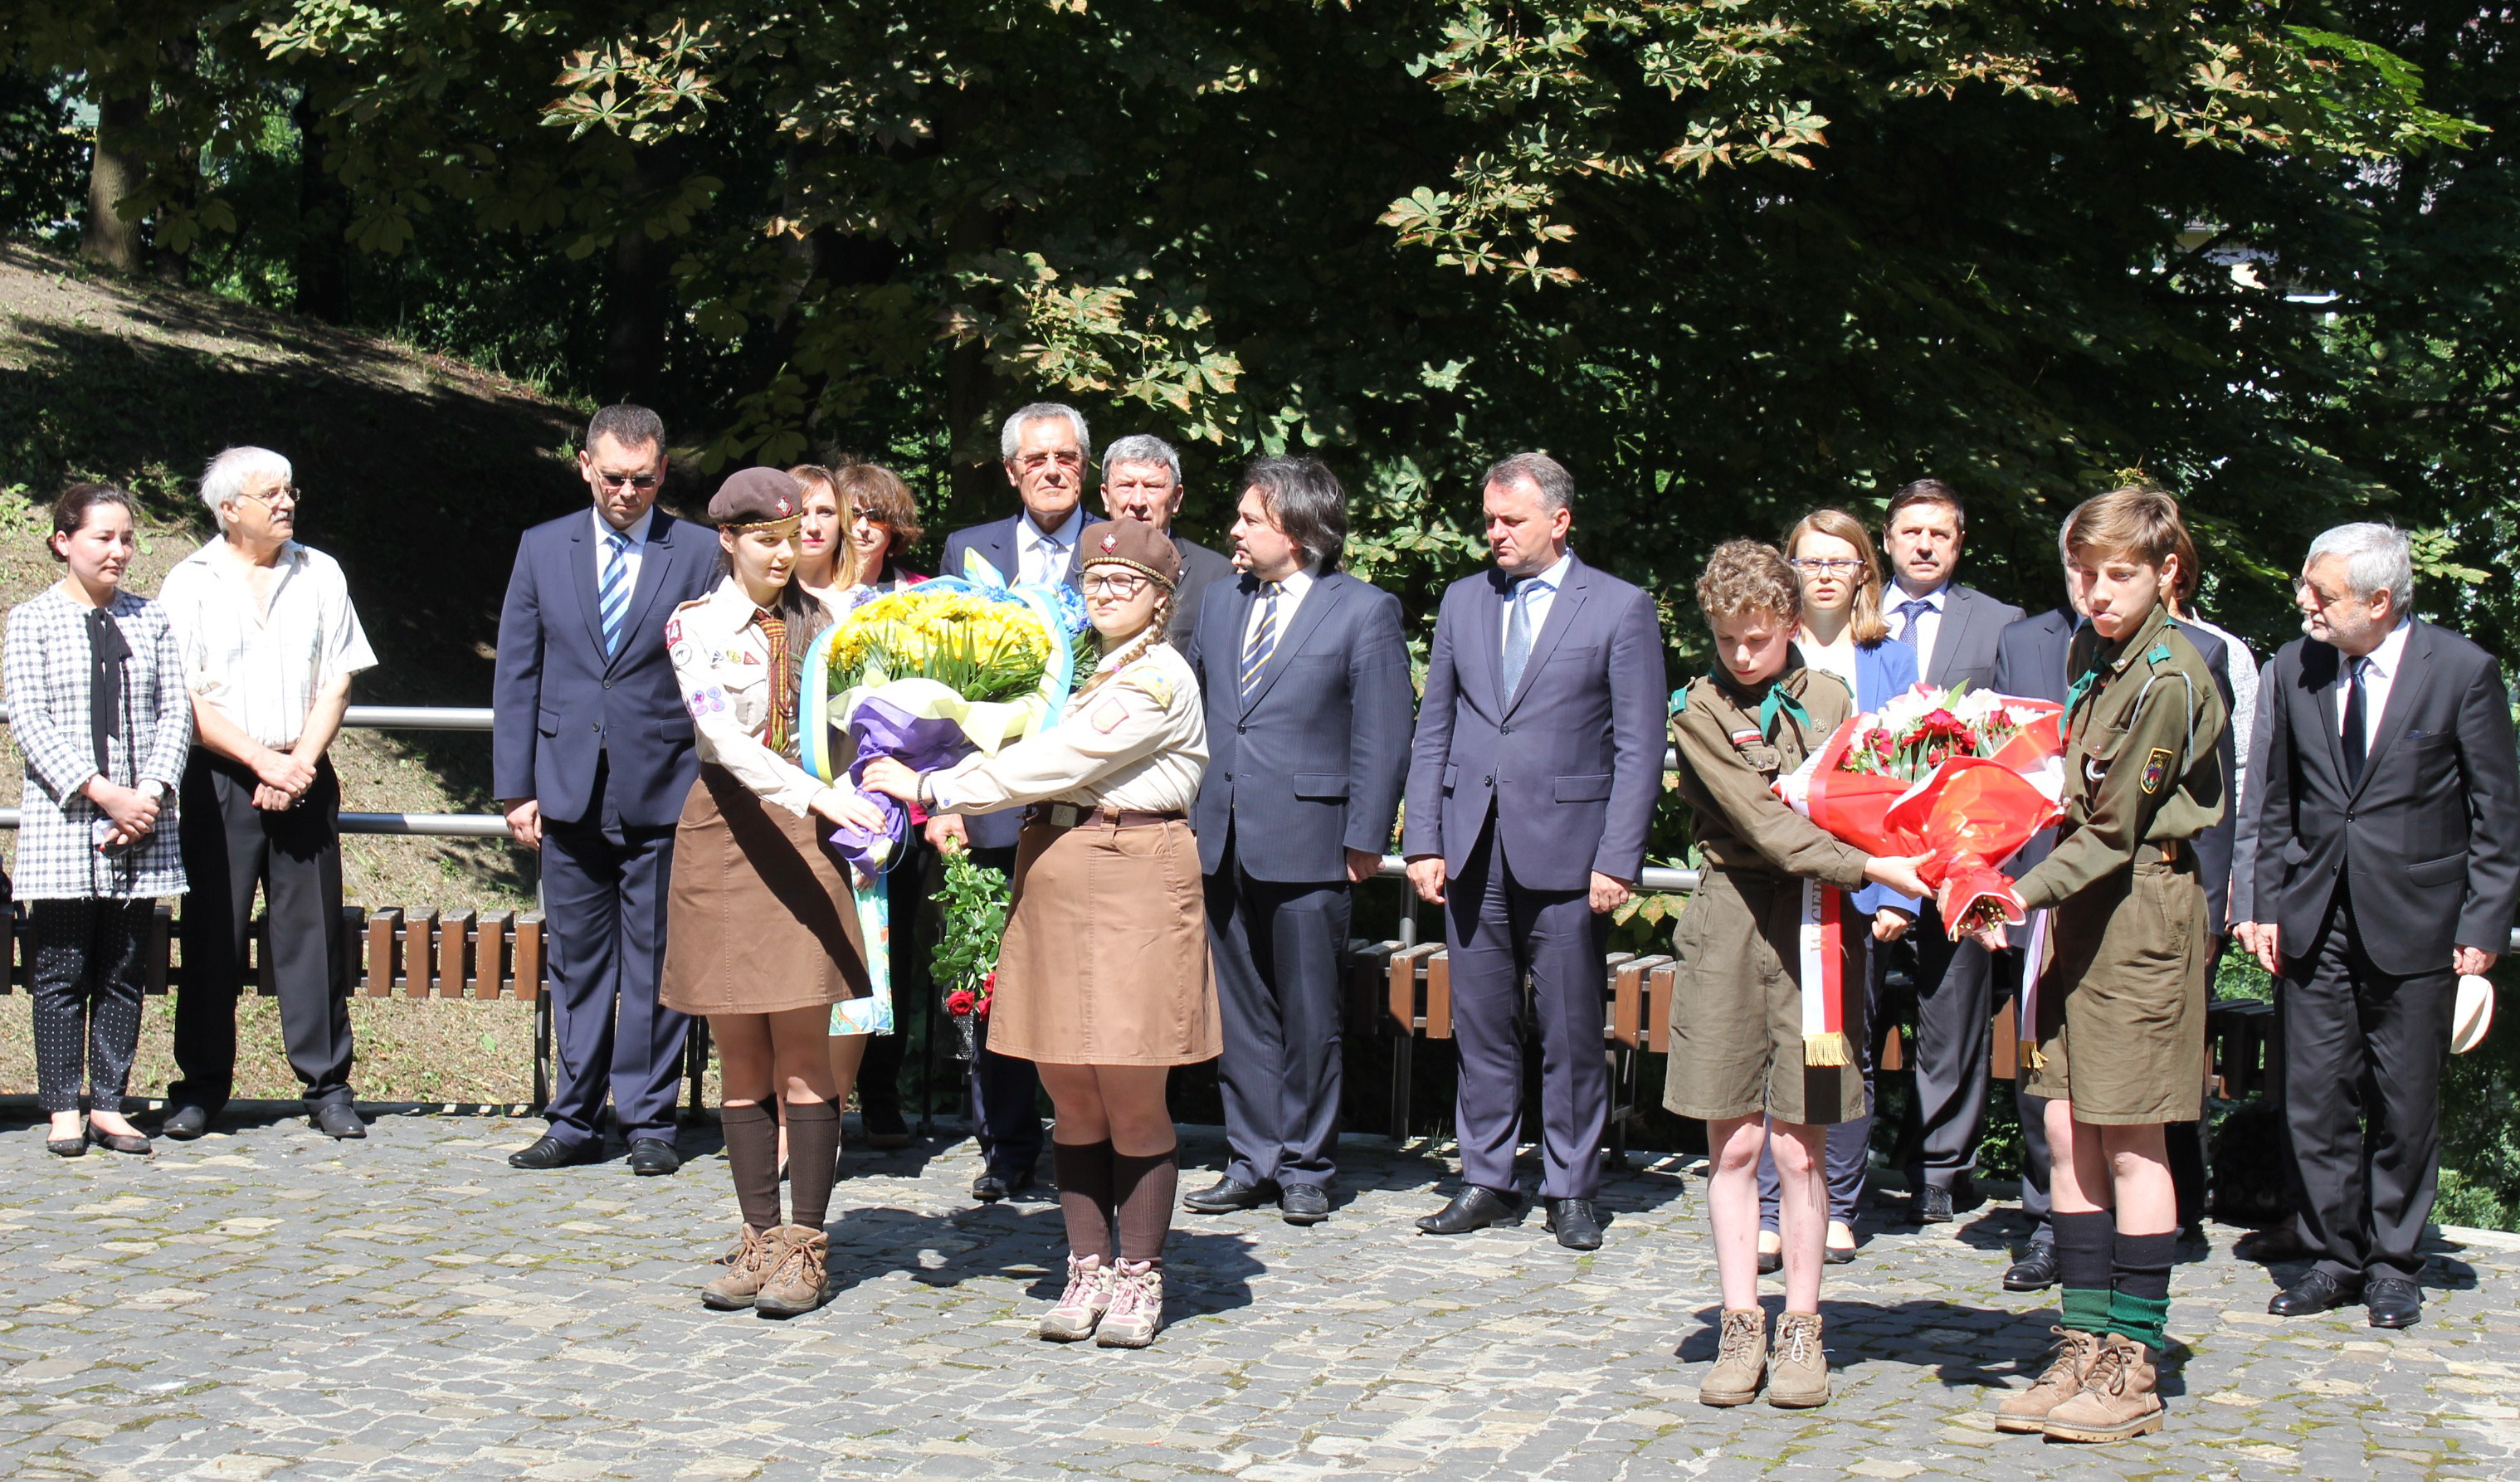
594, 471, 662, 490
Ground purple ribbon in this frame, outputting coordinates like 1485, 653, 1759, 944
823, 695, 978, 874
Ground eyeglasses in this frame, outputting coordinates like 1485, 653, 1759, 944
237, 484, 300, 508
1080, 571, 1151, 597
1015, 451, 1083, 473
595, 471, 662, 490
1788, 558, 1862, 575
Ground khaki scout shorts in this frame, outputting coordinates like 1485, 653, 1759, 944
2023, 859, 2210, 1124
1662, 867, 1867, 1127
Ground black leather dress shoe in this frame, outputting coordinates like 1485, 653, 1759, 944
2269, 1269, 2360, 1317
626, 1138, 682, 1176
972, 1171, 1011, 1202
2366, 1275, 2424, 1328
1416, 1185, 1524, 1235
509, 1133, 604, 1170
1182, 1177, 1271, 1214
1279, 1184, 1331, 1225
159, 1104, 213, 1141
313, 1104, 367, 1139
1544, 1197, 1604, 1250
1913, 1185, 1954, 1224
2003, 1240, 2060, 1292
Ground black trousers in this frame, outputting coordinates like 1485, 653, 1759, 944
539, 757, 686, 1145
1207, 851, 1352, 1191
2279, 888, 2454, 1283
964, 845, 1043, 1175
30, 898, 152, 1115
172, 750, 355, 1111
1890, 904, 1995, 1193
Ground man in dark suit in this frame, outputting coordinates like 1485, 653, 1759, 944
2249, 524, 2520, 1328
1877, 479, 2025, 1221
495, 404, 717, 1174
1990, 558, 2236, 1290
1402, 451, 1667, 1251
1179, 456, 1414, 1226
927, 400, 1094, 1202
1099, 433, 1236, 647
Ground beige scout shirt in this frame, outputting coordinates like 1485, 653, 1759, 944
933, 641, 1207, 817
665, 580, 832, 818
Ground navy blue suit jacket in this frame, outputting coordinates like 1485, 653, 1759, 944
937, 512, 1086, 851
493, 508, 717, 830
1402, 555, 1668, 891
1187, 570, 1415, 882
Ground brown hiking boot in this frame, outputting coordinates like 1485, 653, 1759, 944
1994, 1327, 2103, 1432
1697, 1307, 1768, 1406
700, 1225, 775, 1311
2042, 1332, 2163, 1443
1767, 1311, 1830, 1407
753, 1225, 831, 1318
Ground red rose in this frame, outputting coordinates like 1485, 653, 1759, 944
976, 994, 992, 1020
982, 972, 997, 991
946, 989, 976, 1016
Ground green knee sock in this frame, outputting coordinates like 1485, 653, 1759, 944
2109, 1230, 2176, 1351
2108, 1289, 2171, 1351
2053, 1209, 2116, 1334
2060, 1286, 2113, 1334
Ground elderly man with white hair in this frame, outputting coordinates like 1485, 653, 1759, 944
155, 446, 377, 1141
2247, 522, 2520, 1328
1099, 432, 1235, 647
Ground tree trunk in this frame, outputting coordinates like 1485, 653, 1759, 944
80, 92, 148, 275
292, 90, 349, 320
152, 33, 200, 286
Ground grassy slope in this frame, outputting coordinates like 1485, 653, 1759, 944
0, 241, 624, 1104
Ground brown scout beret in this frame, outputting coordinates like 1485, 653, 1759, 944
1078, 517, 1181, 589
707, 467, 805, 529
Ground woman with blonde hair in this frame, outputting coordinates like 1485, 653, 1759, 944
1750, 508, 1921, 1268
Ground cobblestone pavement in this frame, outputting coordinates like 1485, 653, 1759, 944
1, 1105, 2515, 1481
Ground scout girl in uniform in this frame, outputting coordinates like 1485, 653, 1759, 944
661, 467, 883, 1319
1950, 487, 2226, 1443
1666, 540, 1930, 1409
860, 516, 1218, 1349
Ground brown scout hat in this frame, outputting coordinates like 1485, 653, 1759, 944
707, 467, 804, 529
1078, 516, 1180, 589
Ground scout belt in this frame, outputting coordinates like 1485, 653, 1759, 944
1026, 804, 1184, 830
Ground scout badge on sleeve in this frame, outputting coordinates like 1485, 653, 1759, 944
2141, 747, 2173, 796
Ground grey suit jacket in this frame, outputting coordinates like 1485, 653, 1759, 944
1401, 555, 1668, 891
1187, 570, 1414, 882
1895, 582, 2025, 690
936, 512, 1085, 851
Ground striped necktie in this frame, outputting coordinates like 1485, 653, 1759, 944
598, 530, 635, 656
1239, 582, 1283, 704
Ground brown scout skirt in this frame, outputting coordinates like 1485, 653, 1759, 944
987, 811, 1221, 1067
660, 764, 871, 1016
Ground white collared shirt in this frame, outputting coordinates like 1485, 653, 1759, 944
1797, 626, 1860, 694
1886, 580, 1949, 676
1499, 550, 1575, 651
2338, 617, 2412, 749
156, 538, 378, 748
1241, 563, 1319, 650
1016, 507, 1085, 587
592, 505, 656, 597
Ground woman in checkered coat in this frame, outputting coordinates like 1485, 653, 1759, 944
3, 485, 192, 1156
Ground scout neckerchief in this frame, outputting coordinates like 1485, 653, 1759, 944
752, 607, 793, 757
1694, 665, 1813, 742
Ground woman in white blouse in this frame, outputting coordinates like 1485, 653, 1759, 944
658, 468, 887, 1319
862, 516, 1220, 1349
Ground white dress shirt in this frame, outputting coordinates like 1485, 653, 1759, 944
156, 539, 378, 748
2337, 617, 2412, 750
1886, 580, 1948, 677
1241, 563, 1319, 650
1016, 507, 1085, 587
1499, 550, 1575, 650
593, 505, 656, 595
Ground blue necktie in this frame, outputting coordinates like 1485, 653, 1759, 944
1502, 578, 1546, 698
1240, 582, 1282, 704
599, 530, 635, 656
1894, 597, 1932, 640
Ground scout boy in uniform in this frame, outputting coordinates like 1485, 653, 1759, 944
1949, 487, 2227, 1444
1667, 540, 1929, 1409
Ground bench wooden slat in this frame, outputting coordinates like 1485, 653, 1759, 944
1425, 950, 1452, 1040
436, 909, 473, 998
513, 914, 543, 1002
1386, 943, 1439, 1032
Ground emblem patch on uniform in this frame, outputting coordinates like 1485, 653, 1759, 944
2141, 747, 2173, 795
1091, 698, 1128, 734
1728, 728, 1763, 749
1101, 533, 1119, 552
1122, 670, 1173, 706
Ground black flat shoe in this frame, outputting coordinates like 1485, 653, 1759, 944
1757, 1246, 1782, 1275
1182, 1177, 1271, 1214
158, 1104, 212, 1141
45, 1131, 85, 1158
2269, 1269, 2360, 1317
1279, 1184, 1331, 1226
1825, 1239, 1859, 1266
972, 1171, 1011, 1202
1913, 1185, 1954, 1224
2003, 1241, 2059, 1292
626, 1138, 682, 1176
2366, 1275, 2424, 1328
1416, 1185, 1524, 1235
509, 1133, 605, 1170
85, 1127, 152, 1156
1544, 1197, 1604, 1251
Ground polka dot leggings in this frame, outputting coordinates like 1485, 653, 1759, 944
29, 898, 153, 1116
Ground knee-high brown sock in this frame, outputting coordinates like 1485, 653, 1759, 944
719, 1103, 782, 1231
1113, 1148, 1178, 1267
1054, 1139, 1115, 1262
786, 1098, 841, 1231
